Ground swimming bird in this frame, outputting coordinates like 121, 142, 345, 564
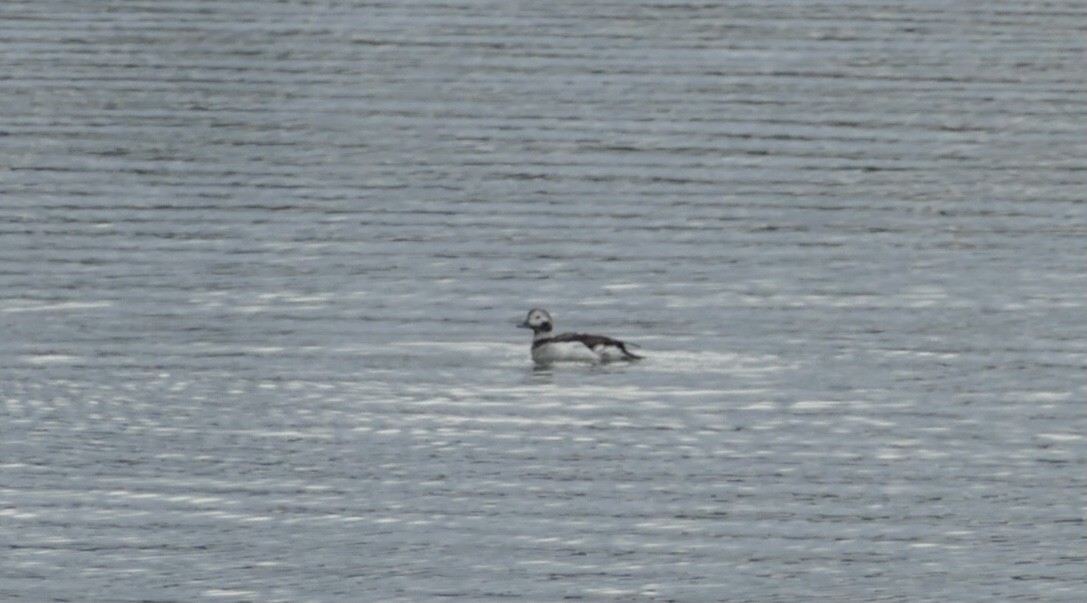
518, 308, 643, 364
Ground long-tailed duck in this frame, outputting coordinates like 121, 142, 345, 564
518, 308, 643, 364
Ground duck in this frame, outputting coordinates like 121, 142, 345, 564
518, 308, 643, 364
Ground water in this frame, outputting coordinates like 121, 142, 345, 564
2, 1, 1084, 601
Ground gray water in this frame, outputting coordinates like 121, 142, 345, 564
2, 1, 1085, 601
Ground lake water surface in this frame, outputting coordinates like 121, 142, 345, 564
1, 1, 1084, 601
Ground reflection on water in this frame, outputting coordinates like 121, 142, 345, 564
1, 0, 1084, 601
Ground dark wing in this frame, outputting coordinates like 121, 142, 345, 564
548, 332, 643, 360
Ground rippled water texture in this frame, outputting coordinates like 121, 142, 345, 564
2, 1, 1084, 601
